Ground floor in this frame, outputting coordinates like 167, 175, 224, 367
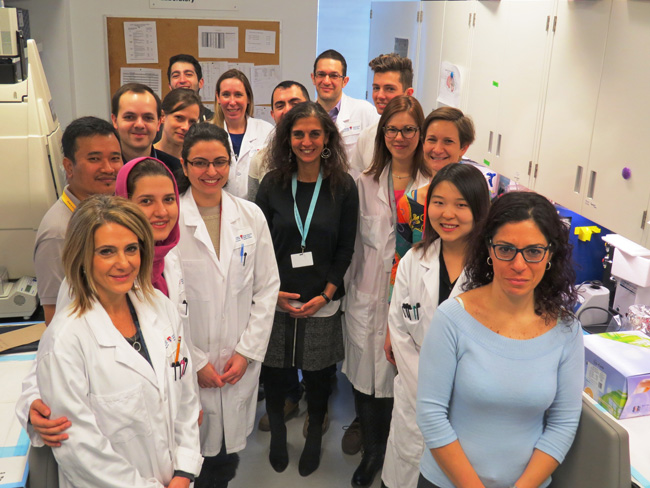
231, 369, 383, 488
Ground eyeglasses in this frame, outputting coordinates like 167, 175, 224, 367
383, 126, 419, 139
489, 241, 551, 263
186, 159, 229, 170
314, 71, 343, 81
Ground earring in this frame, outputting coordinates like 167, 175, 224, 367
546, 261, 552, 270
487, 257, 493, 266
288, 148, 293, 161
321, 146, 332, 159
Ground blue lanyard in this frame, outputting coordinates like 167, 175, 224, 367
291, 171, 323, 251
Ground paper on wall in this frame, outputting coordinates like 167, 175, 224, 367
245, 30, 276, 54
198, 26, 238, 59
437, 61, 462, 108
124, 21, 159, 64
227, 62, 253, 83
251, 65, 281, 107
254, 105, 273, 125
120, 67, 162, 98
199, 61, 229, 101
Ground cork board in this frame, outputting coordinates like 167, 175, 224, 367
105, 16, 280, 102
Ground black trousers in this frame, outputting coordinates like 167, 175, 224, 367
417, 473, 442, 488
194, 439, 239, 488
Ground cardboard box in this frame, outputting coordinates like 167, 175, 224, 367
583, 331, 650, 419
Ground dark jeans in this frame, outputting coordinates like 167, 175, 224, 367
417, 473, 442, 488
195, 439, 240, 488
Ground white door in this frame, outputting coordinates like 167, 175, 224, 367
367, 1, 421, 103
533, 0, 611, 211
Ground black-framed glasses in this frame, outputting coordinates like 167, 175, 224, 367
383, 126, 419, 139
186, 159, 229, 170
489, 241, 551, 263
314, 71, 343, 81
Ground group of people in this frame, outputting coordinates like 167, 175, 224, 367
16, 47, 586, 488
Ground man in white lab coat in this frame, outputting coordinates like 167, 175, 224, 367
349, 53, 415, 179
311, 49, 379, 162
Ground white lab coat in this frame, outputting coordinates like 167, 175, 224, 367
177, 188, 279, 455
224, 117, 273, 199
382, 242, 467, 488
343, 165, 429, 397
349, 121, 378, 180
15, 248, 193, 446
35, 290, 203, 488
336, 93, 380, 163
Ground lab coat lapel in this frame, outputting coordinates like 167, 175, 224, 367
224, 117, 256, 161
130, 293, 167, 392
377, 165, 391, 209
181, 189, 226, 278
219, 191, 239, 281
421, 240, 442, 306
85, 298, 159, 388
336, 93, 352, 128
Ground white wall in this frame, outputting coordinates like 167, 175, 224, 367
15, 0, 318, 128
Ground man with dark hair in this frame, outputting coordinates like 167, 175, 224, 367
311, 49, 378, 160
110, 82, 180, 173
167, 53, 214, 122
350, 53, 415, 178
247, 80, 310, 201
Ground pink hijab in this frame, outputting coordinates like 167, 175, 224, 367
115, 157, 180, 297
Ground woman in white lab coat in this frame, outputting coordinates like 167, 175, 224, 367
176, 122, 280, 488
212, 69, 273, 199
343, 95, 431, 488
381, 163, 490, 488
36, 195, 203, 488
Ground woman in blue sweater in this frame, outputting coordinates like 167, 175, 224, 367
416, 191, 584, 488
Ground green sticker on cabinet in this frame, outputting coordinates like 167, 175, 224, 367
492, 81, 499, 87
484, 159, 491, 166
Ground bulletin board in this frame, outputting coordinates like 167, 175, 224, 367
105, 17, 281, 104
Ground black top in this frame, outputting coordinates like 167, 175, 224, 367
200, 104, 214, 123
152, 148, 182, 175
256, 171, 359, 303
438, 248, 457, 305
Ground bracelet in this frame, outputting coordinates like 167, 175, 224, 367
320, 292, 331, 304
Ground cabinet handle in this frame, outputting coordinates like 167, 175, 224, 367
469, 13, 472, 27
574, 166, 583, 193
496, 133, 502, 157
528, 161, 532, 176
587, 170, 597, 199
546, 15, 550, 32
473, 13, 476, 27
488, 131, 494, 153
642, 210, 648, 230
534, 163, 538, 178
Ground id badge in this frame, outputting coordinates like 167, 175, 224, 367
291, 251, 314, 268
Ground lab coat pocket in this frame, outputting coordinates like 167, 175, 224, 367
89, 384, 152, 443
231, 233, 256, 295
183, 260, 212, 301
359, 214, 381, 249
344, 286, 373, 349
401, 300, 426, 347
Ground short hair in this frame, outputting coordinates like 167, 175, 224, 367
212, 69, 255, 128
265, 101, 349, 192
63, 194, 155, 315
270, 80, 311, 106
167, 54, 203, 83
111, 83, 162, 119
177, 123, 232, 194
161, 88, 202, 115
422, 107, 475, 149
124, 158, 175, 199
62, 116, 119, 162
367, 95, 430, 182
369, 53, 413, 90
313, 49, 347, 77
415, 163, 490, 255
463, 191, 578, 319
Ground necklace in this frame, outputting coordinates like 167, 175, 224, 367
392, 173, 410, 180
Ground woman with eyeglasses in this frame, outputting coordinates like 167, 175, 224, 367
344, 95, 431, 487
176, 122, 280, 488
416, 191, 584, 488
212, 69, 273, 199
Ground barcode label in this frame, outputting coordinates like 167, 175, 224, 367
201, 32, 225, 49
586, 362, 607, 393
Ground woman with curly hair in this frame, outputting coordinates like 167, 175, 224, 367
256, 101, 358, 476
416, 191, 584, 488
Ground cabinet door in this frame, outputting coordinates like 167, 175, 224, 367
415, 0, 474, 115
367, 1, 421, 103
493, 0, 554, 187
580, 1, 650, 242
464, 1, 506, 168
533, 0, 611, 211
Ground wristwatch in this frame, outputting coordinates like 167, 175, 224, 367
320, 292, 331, 303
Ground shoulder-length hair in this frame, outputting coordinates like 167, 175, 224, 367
264, 101, 349, 191
176, 123, 232, 194
63, 195, 155, 316
422, 106, 475, 149
463, 191, 578, 319
212, 69, 255, 128
366, 95, 430, 182
415, 163, 490, 256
